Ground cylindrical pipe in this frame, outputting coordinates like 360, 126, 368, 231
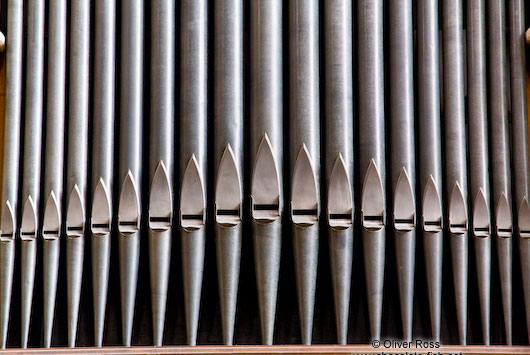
289, 0, 320, 345
66, 0, 90, 347
149, 0, 175, 346
507, 0, 530, 344
487, 0, 513, 344
359, 0, 385, 342
213, 0, 243, 345
0, 0, 23, 348
42, 0, 67, 347
180, 0, 208, 346
389, 0, 416, 342
118, 0, 144, 346
324, 0, 353, 345
418, 0, 444, 342
20, 0, 45, 347
467, 0, 492, 345
250, 0, 283, 345
442, 0, 469, 345
91, 0, 116, 347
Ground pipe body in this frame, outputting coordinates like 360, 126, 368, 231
418, 0, 444, 342
467, 0, 492, 344
250, 0, 283, 346
389, 0, 416, 342
42, 0, 67, 347
213, 0, 243, 345
20, 0, 45, 347
91, 0, 116, 347
507, 0, 530, 344
324, 0, 353, 345
180, 0, 208, 346
118, 0, 144, 346
149, 0, 175, 346
289, 0, 320, 345
442, 0, 469, 345
0, 0, 23, 348
359, 0, 385, 342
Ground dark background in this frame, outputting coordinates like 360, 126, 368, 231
0, 0, 528, 348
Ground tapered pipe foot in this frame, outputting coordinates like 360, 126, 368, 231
43, 239, 60, 348
363, 229, 385, 341
253, 220, 282, 345
497, 237, 512, 345
329, 227, 353, 345
92, 234, 111, 347
21, 240, 37, 348
0, 240, 15, 349
119, 232, 140, 347
450, 233, 468, 345
149, 229, 172, 346
395, 230, 415, 342
293, 224, 318, 345
474, 236, 491, 345
66, 236, 84, 348
424, 232, 443, 342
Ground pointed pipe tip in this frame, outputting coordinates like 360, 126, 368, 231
216, 225, 242, 346
119, 232, 141, 347
329, 228, 353, 345
253, 220, 282, 346
363, 229, 385, 341
181, 228, 206, 346
92, 233, 111, 348
149, 230, 172, 347
292, 225, 319, 345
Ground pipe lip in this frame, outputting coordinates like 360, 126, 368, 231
361, 159, 385, 231
518, 197, 530, 238
495, 193, 513, 238
66, 185, 85, 237
393, 167, 415, 232
422, 175, 443, 233
327, 154, 353, 230
148, 160, 173, 231
215, 144, 242, 227
291, 144, 319, 226
448, 182, 468, 235
118, 171, 141, 234
0, 200, 16, 241
43, 191, 61, 240
473, 188, 491, 237
91, 178, 112, 236
20, 196, 37, 241
180, 155, 206, 231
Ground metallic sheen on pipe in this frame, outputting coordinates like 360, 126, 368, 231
289, 0, 320, 345
418, 0, 444, 342
250, 0, 283, 345
118, 0, 144, 346
0, 0, 23, 348
487, 0, 513, 344
213, 0, 243, 345
466, 0, 492, 345
180, 0, 208, 346
66, 0, 90, 347
91, 0, 116, 347
442, 0, 469, 345
389, 0, 416, 342
359, 0, 386, 342
507, 0, 530, 344
42, 0, 67, 346
20, 0, 45, 347
324, 0, 353, 345
149, 0, 175, 346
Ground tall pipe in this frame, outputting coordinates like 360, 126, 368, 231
508, 0, 530, 344
418, 0, 444, 342
467, 0, 492, 345
442, 0, 469, 345
0, 0, 23, 348
91, 0, 115, 347
289, 0, 320, 345
42, 0, 67, 347
213, 0, 243, 345
180, 0, 208, 346
118, 0, 144, 346
359, 0, 386, 341
250, 0, 283, 345
389, 0, 416, 342
148, 0, 175, 346
20, 0, 45, 347
324, 0, 353, 345
66, 0, 90, 347
487, 0, 513, 344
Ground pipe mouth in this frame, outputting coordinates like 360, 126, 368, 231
251, 134, 282, 225
472, 188, 490, 237
91, 178, 112, 236
215, 145, 242, 227
118, 171, 141, 235
291, 144, 319, 227
181, 155, 206, 231
422, 175, 443, 233
361, 159, 385, 231
21, 196, 37, 241
393, 168, 416, 232
149, 161, 173, 232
